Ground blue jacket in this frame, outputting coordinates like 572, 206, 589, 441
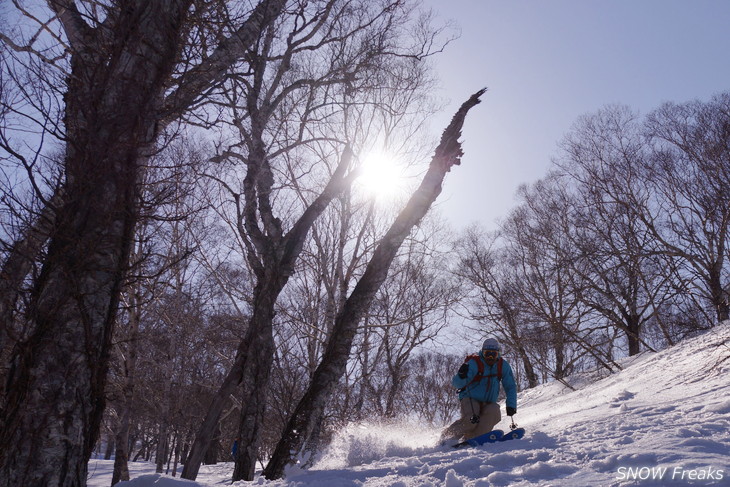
452, 351, 517, 409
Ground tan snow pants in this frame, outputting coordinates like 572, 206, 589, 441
441, 398, 501, 443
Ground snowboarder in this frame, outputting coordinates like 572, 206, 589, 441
440, 337, 517, 446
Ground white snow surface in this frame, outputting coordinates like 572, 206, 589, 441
89, 322, 730, 486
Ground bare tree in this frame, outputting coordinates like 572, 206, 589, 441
103, 136, 213, 485
0, 1, 289, 484
642, 94, 730, 324
555, 102, 725, 355
271, 192, 378, 464
400, 351, 461, 426
263, 88, 485, 480
453, 225, 539, 388
502, 180, 588, 377
555, 108, 680, 356
181, 2, 451, 480
351, 218, 460, 419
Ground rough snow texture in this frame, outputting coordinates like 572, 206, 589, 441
89, 322, 730, 486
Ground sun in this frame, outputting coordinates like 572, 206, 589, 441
355, 150, 411, 201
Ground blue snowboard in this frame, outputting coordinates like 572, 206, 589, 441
499, 427, 525, 441
453, 429, 504, 448
453, 428, 525, 448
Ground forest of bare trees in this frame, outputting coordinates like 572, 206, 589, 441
456, 97, 730, 385
1, 1, 728, 486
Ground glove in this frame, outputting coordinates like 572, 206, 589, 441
457, 363, 469, 379
506, 407, 516, 416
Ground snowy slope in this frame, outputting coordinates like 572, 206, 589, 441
90, 322, 730, 487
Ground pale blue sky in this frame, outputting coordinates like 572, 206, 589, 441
423, 0, 730, 230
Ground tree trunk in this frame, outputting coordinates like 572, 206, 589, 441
384, 373, 403, 419
0, 187, 62, 378
504, 314, 538, 388
626, 316, 641, 356
111, 424, 131, 486
710, 266, 729, 323
104, 436, 115, 461
520, 349, 539, 388
263, 89, 486, 480
0, 4, 189, 484
172, 436, 181, 476
180, 340, 248, 480
299, 411, 326, 469
111, 280, 142, 486
231, 318, 276, 481
155, 419, 170, 474
203, 422, 221, 465
552, 321, 566, 379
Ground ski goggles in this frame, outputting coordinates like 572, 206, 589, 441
482, 349, 499, 359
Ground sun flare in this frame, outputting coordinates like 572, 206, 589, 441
355, 150, 410, 201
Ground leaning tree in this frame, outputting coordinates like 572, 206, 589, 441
264, 89, 485, 479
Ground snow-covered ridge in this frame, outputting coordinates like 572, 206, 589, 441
92, 322, 730, 486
